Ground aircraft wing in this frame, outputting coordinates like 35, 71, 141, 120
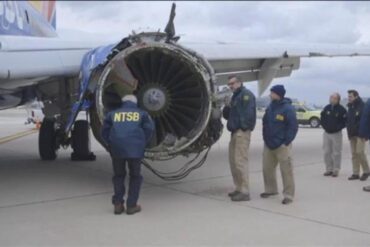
2, 35, 370, 96
185, 42, 370, 95
0, 36, 101, 86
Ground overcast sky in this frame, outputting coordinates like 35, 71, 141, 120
56, 1, 370, 105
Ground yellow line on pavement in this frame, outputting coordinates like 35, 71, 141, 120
0, 129, 38, 145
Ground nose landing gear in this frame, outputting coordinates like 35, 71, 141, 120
39, 119, 96, 161
39, 118, 58, 161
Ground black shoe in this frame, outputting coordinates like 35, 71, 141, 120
332, 172, 339, 177
363, 186, 370, 192
348, 174, 360, 180
228, 191, 240, 197
114, 203, 125, 215
126, 205, 141, 215
260, 192, 278, 198
282, 198, 293, 205
231, 193, 250, 201
360, 173, 370, 181
324, 171, 333, 176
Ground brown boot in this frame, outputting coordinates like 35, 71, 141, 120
126, 205, 142, 215
114, 203, 125, 215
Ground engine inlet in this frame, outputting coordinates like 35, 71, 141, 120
92, 40, 214, 159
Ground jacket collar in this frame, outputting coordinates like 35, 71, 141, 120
233, 86, 244, 96
122, 101, 137, 108
271, 97, 292, 106
348, 97, 363, 107
330, 103, 340, 108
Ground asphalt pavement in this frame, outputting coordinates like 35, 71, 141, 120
0, 109, 369, 246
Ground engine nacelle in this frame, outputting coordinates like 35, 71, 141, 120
87, 32, 223, 160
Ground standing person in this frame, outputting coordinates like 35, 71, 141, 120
360, 99, 370, 191
261, 85, 298, 205
222, 75, 256, 202
320, 93, 347, 177
102, 95, 154, 215
346, 90, 370, 181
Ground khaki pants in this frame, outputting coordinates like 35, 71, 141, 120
263, 144, 295, 200
350, 137, 370, 175
323, 131, 343, 173
229, 130, 251, 194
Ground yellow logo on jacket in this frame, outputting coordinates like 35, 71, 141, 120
276, 114, 285, 121
114, 112, 140, 122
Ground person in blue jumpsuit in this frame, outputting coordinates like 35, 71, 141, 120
102, 95, 154, 215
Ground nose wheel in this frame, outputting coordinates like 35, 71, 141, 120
39, 118, 58, 160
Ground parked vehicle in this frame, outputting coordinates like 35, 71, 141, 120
293, 102, 321, 128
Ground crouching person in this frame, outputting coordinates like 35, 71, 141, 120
101, 95, 154, 215
261, 85, 298, 205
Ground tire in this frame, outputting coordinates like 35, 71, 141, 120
71, 120, 96, 161
71, 120, 90, 155
39, 119, 57, 160
309, 117, 320, 128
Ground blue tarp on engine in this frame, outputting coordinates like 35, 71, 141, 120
65, 43, 117, 133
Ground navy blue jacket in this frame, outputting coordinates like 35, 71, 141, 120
320, 104, 347, 134
223, 86, 256, 133
346, 97, 364, 139
101, 101, 155, 159
263, 98, 298, 150
359, 98, 370, 139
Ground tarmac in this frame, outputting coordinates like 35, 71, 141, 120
1, 109, 370, 246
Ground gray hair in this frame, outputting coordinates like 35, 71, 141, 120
122, 94, 138, 104
332, 92, 341, 102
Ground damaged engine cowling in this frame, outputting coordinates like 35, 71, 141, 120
88, 32, 223, 160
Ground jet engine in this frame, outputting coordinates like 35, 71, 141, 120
60, 4, 226, 179
86, 32, 223, 164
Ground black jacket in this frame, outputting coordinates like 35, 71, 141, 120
360, 99, 370, 139
347, 97, 365, 138
223, 86, 256, 132
320, 104, 347, 134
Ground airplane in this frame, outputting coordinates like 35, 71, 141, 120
1, 1, 370, 180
